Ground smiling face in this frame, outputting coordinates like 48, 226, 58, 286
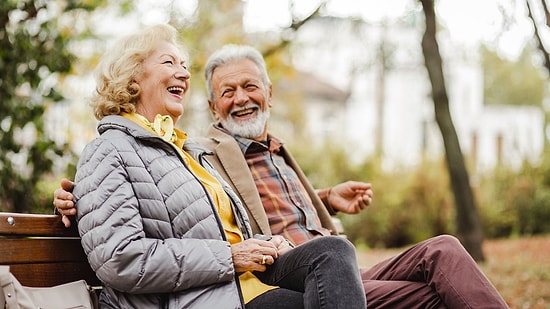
135, 41, 190, 123
208, 58, 272, 141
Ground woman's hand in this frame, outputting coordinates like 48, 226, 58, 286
231, 238, 279, 273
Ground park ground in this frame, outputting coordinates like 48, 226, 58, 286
356, 235, 550, 309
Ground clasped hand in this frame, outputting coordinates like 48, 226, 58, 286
231, 236, 293, 273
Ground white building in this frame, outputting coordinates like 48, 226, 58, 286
280, 14, 545, 172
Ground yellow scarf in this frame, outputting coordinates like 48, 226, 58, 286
128, 113, 186, 147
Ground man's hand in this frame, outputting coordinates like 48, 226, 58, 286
231, 238, 279, 273
270, 235, 294, 256
328, 181, 373, 214
53, 178, 76, 228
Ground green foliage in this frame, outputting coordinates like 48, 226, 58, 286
0, 0, 105, 212
292, 137, 550, 248
477, 158, 550, 238
482, 45, 546, 107
288, 139, 376, 190
337, 158, 455, 248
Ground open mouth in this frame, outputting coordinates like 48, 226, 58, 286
232, 107, 257, 117
167, 86, 185, 96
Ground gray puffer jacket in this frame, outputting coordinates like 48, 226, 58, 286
73, 115, 253, 308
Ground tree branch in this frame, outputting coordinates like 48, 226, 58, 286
526, 0, 550, 74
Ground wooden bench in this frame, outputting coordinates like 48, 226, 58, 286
0, 212, 101, 290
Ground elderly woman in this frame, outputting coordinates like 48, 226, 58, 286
73, 24, 366, 308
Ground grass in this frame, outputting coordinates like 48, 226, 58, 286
355, 235, 550, 309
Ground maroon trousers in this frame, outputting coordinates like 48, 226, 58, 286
360, 235, 509, 309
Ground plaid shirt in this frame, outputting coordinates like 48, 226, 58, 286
234, 134, 330, 245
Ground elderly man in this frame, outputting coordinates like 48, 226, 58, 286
55, 44, 509, 308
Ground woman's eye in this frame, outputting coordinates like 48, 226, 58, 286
163, 60, 173, 64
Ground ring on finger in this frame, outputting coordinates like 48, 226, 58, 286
261, 255, 267, 265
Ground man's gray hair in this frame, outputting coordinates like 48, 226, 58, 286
204, 44, 271, 101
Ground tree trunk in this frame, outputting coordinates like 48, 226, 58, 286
374, 36, 387, 158
419, 0, 486, 261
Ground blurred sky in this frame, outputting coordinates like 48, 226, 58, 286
93, 0, 533, 61
243, 0, 533, 60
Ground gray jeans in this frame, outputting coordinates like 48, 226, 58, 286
250, 236, 366, 309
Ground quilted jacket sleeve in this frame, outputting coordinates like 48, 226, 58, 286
73, 135, 235, 294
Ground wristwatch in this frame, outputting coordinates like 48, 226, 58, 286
253, 234, 272, 241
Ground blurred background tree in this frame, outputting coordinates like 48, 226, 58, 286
420, 0, 486, 261
482, 45, 546, 107
0, 0, 112, 213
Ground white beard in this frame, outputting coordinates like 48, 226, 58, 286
220, 108, 269, 139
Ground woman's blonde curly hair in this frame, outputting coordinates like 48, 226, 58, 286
90, 24, 186, 120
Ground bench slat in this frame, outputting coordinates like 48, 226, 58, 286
0, 238, 86, 263
0, 212, 101, 288
0, 212, 78, 237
